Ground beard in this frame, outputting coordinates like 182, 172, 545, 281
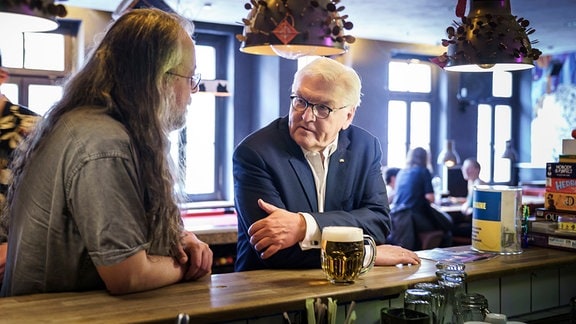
166, 108, 186, 131
162, 89, 188, 132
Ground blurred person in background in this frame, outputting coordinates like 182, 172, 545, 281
384, 167, 400, 205
0, 58, 42, 289
389, 147, 452, 250
453, 158, 487, 238
460, 158, 486, 216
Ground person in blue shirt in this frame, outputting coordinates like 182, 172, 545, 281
389, 147, 452, 250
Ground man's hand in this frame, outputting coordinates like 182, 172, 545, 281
178, 231, 213, 281
247, 199, 306, 259
375, 244, 421, 266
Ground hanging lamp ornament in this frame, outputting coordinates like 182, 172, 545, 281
432, 0, 542, 72
437, 139, 461, 168
0, 0, 67, 32
236, 0, 356, 60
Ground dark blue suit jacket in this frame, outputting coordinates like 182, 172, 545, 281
233, 117, 391, 271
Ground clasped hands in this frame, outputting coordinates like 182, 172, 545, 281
176, 230, 213, 281
248, 199, 420, 266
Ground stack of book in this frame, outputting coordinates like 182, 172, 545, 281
528, 138, 576, 251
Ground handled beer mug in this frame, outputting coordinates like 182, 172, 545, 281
321, 226, 377, 284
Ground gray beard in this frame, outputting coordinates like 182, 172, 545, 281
166, 111, 186, 132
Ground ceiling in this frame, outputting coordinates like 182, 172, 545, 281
60, 0, 576, 56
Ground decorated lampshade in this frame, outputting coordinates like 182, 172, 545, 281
432, 0, 541, 72
237, 0, 356, 60
0, 0, 67, 32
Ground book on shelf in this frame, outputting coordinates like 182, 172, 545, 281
527, 231, 576, 251
535, 207, 576, 221
529, 217, 576, 236
559, 154, 576, 163
529, 218, 558, 234
544, 191, 576, 212
546, 162, 576, 178
546, 177, 576, 193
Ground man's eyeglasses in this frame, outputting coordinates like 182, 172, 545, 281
290, 95, 348, 119
166, 71, 202, 91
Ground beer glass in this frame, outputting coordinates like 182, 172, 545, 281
321, 226, 376, 284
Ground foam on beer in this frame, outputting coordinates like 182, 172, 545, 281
322, 226, 363, 242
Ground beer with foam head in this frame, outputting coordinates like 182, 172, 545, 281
321, 226, 376, 284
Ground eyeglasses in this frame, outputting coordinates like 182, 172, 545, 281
290, 95, 348, 119
166, 71, 202, 91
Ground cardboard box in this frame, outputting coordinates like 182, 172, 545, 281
563, 139, 576, 155
544, 191, 576, 212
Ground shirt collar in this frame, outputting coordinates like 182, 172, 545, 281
302, 133, 339, 159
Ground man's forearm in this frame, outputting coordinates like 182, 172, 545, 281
97, 250, 186, 295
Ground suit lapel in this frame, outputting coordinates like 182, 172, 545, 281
289, 157, 318, 211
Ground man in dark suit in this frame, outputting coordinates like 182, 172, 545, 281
233, 57, 417, 271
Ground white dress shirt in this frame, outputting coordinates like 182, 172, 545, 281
299, 135, 338, 249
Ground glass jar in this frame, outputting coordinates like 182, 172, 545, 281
454, 293, 490, 324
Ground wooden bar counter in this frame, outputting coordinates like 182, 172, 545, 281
1, 246, 575, 323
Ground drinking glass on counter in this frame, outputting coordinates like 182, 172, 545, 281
321, 226, 376, 284
413, 282, 445, 324
435, 261, 467, 324
454, 293, 490, 324
404, 288, 433, 322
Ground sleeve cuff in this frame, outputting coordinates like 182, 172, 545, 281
298, 212, 321, 250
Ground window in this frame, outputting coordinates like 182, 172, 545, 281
388, 61, 431, 93
1, 23, 232, 204
170, 33, 231, 203
387, 60, 433, 167
492, 71, 512, 98
0, 21, 78, 115
170, 45, 217, 196
387, 101, 407, 167
476, 72, 514, 184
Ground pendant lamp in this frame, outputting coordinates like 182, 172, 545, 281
502, 140, 518, 161
437, 140, 461, 168
237, 0, 356, 60
0, 0, 67, 33
432, 0, 542, 72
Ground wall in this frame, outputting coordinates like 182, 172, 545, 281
57, 8, 544, 185
64, 7, 113, 56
